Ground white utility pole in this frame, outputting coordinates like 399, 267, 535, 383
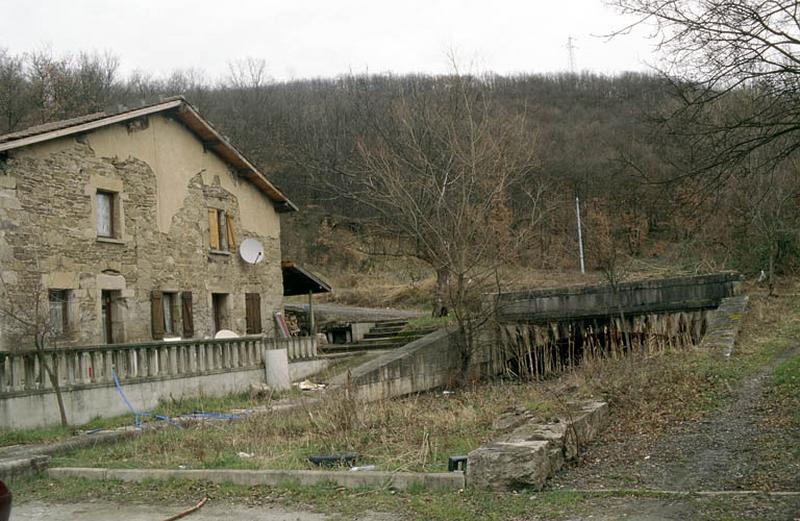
575, 196, 585, 274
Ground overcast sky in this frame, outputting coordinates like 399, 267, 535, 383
3, 0, 658, 81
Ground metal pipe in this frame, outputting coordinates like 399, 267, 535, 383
576, 196, 585, 274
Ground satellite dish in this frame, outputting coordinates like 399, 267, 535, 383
214, 329, 239, 339
239, 239, 265, 264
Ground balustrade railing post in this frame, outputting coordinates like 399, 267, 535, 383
189, 344, 198, 373
232, 341, 240, 368
216, 342, 223, 369
37, 354, 48, 390
169, 346, 178, 375
10, 355, 22, 392
56, 352, 69, 387
149, 347, 159, 377
104, 351, 113, 383
0, 354, 6, 393
130, 349, 139, 379
197, 342, 208, 372
25, 354, 37, 390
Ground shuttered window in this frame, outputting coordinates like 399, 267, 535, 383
151, 290, 164, 339
208, 209, 220, 250
209, 208, 236, 252
226, 213, 237, 252
245, 293, 262, 334
182, 292, 194, 337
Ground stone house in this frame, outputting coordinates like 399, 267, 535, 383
0, 97, 298, 350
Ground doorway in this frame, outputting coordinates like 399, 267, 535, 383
101, 290, 114, 344
211, 293, 229, 334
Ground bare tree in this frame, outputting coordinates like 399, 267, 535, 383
608, 0, 800, 179
300, 70, 546, 374
0, 265, 69, 426
0, 48, 31, 134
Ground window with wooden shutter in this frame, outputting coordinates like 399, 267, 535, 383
181, 292, 194, 337
245, 293, 262, 334
226, 213, 237, 252
151, 290, 164, 339
208, 208, 220, 250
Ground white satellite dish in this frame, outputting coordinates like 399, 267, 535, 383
239, 238, 265, 264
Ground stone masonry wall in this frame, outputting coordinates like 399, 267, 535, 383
0, 119, 284, 350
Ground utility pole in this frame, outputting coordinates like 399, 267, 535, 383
576, 195, 585, 274
566, 36, 577, 72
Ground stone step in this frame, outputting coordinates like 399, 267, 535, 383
363, 326, 437, 340
371, 319, 409, 327
321, 342, 406, 353
364, 327, 407, 337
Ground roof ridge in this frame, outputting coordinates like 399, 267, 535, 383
0, 96, 188, 144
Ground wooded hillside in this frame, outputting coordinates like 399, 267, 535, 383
1, 49, 797, 286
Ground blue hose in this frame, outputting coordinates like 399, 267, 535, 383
111, 368, 183, 429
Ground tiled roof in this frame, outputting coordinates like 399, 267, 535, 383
0, 111, 108, 144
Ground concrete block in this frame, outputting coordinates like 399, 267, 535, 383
0, 455, 50, 481
467, 440, 558, 491
47, 467, 107, 480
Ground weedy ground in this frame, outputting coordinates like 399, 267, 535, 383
6, 281, 800, 520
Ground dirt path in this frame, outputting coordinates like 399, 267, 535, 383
552, 345, 800, 493
544, 344, 800, 520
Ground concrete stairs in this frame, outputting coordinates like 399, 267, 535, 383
321, 319, 437, 354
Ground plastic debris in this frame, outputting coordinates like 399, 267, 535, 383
237, 452, 254, 459
297, 379, 327, 391
349, 465, 376, 472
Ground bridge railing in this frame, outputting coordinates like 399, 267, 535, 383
0, 335, 317, 396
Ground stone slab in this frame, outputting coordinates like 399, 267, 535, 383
467, 400, 609, 491
466, 440, 561, 491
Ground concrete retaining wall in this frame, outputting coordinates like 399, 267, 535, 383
0, 368, 265, 429
699, 296, 749, 356
335, 327, 500, 402
495, 272, 741, 323
0, 358, 332, 429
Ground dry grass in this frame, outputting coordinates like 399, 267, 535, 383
53, 380, 554, 473
553, 285, 800, 440
54, 281, 800, 476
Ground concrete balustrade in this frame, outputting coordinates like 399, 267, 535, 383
0, 335, 316, 398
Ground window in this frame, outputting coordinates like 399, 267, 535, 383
212, 293, 229, 333
96, 191, 115, 237
152, 291, 192, 339
181, 292, 194, 338
245, 293, 262, 334
207, 208, 237, 252
48, 289, 70, 336
162, 292, 178, 336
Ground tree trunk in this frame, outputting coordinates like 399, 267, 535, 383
36, 348, 68, 427
432, 267, 450, 317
